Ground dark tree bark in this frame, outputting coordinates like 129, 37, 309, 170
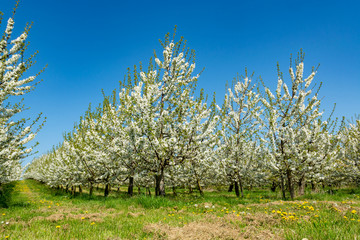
286, 169, 295, 200
228, 183, 234, 192
234, 181, 240, 197
89, 183, 93, 197
128, 176, 134, 196
104, 183, 110, 197
270, 181, 277, 192
280, 175, 286, 200
155, 168, 165, 196
298, 176, 305, 196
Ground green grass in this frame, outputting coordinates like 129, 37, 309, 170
0, 180, 360, 239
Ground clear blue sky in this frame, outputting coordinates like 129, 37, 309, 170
1, 0, 359, 165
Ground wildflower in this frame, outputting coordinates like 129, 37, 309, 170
352, 210, 357, 214
5, 236, 9, 239
90, 222, 95, 225
2, 213, 5, 216
81, 217, 85, 220
56, 225, 61, 228
314, 215, 319, 218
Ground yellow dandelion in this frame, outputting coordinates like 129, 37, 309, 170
56, 225, 61, 228
351, 218, 355, 221
5, 236, 9, 239
81, 217, 85, 220
314, 215, 319, 218
2, 213, 5, 216
352, 210, 357, 214
90, 222, 95, 225
344, 216, 348, 219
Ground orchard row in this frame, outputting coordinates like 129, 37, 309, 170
24, 35, 360, 199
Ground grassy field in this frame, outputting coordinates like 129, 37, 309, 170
1, 180, 360, 239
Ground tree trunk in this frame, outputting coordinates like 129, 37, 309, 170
234, 181, 240, 197
138, 187, 141, 195
104, 183, 110, 197
155, 168, 165, 196
78, 185, 82, 194
270, 181, 277, 192
280, 175, 286, 200
196, 179, 204, 196
237, 174, 244, 198
286, 169, 294, 200
172, 186, 177, 196
313, 182, 318, 192
128, 176, 134, 196
298, 176, 305, 196
89, 183, 93, 197
159, 175, 165, 196
146, 186, 151, 196
228, 183, 234, 192
239, 179, 244, 198
155, 175, 160, 196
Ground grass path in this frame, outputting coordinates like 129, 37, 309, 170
1, 180, 360, 239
